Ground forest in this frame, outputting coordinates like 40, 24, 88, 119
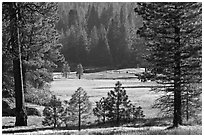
55, 2, 146, 69
2, 2, 202, 135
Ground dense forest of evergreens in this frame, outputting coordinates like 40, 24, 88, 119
55, 3, 147, 68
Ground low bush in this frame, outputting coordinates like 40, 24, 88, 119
25, 84, 53, 106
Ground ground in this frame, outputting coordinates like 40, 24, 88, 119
51, 68, 160, 118
2, 68, 201, 135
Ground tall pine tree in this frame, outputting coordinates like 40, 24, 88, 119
3, 2, 64, 125
68, 87, 92, 131
135, 2, 201, 127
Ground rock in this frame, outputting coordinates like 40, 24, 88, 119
2, 98, 15, 116
26, 107, 41, 116
11, 107, 41, 116
2, 98, 41, 116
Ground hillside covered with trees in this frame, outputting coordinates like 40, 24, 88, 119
55, 2, 147, 68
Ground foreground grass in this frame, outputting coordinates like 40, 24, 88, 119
6, 126, 201, 135
87, 126, 202, 135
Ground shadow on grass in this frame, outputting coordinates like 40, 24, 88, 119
94, 85, 165, 89
1, 117, 186, 134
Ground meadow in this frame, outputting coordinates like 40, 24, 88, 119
51, 68, 160, 118
2, 68, 201, 135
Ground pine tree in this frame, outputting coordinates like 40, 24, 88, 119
6, 2, 27, 126
95, 24, 112, 66
2, 2, 64, 126
76, 64, 84, 79
68, 87, 92, 131
106, 81, 132, 126
62, 61, 70, 78
42, 95, 63, 128
135, 2, 201, 127
93, 97, 109, 123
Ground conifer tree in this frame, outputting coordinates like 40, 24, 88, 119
88, 26, 99, 65
42, 95, 63, 128
106, 81, 132, 126
2, 2, 64, 126
68, 87, 92, 131
135, 2, 201, 127
93, 97, 109, 123
6, 2, 27, 126
62, 61, 70, 78
76, 64, 84, 79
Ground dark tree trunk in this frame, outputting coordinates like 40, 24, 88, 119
186, 91, 189, 121
22, 61, 27, 93
9, 2, 27, 126
116, 89, 120, 126
53, 106, 57, 128
173, 25, 182, 127
103, 109, 106, 123
78, 96, 81, 131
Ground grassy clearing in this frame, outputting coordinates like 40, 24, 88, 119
2, 68, 161, 130
3, 68, 201, 135
51, 68, 160, 118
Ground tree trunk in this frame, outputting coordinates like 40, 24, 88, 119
173, 25, 182, 127
9, 2, 27, 126
53, 106, 57, 128
116, 89, 120, 126
22, 61, 27, 93
78, 96, 81, 131
186, 91, 189, 121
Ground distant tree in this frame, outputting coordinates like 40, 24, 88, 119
68, 87, 92, 131
62, 61, 70, 78
107, 14, 130, 67
94, 24, 113, 66
76, 64, 84, 79
86, 4, 100, 34
135, 2, 202, 127
42, 95, 63, 128
88, 26, 99, 65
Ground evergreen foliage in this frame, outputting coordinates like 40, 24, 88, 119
2, 2, 65, 126
93, 97, 109, 123
56, 2, 145, 67
42, 95, 64, 128
67, 87, 92, 131
76, 64, 84, 79
2, 2, 64, 104
135, 2, 202, 127
62, 61, 70, 78
93, 81, 145, 126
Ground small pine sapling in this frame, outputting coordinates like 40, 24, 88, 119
42, 95, 63, 128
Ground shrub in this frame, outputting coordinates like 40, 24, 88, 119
25, 84, 53, 106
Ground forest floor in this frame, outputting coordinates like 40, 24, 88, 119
1, 68, 202, 135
